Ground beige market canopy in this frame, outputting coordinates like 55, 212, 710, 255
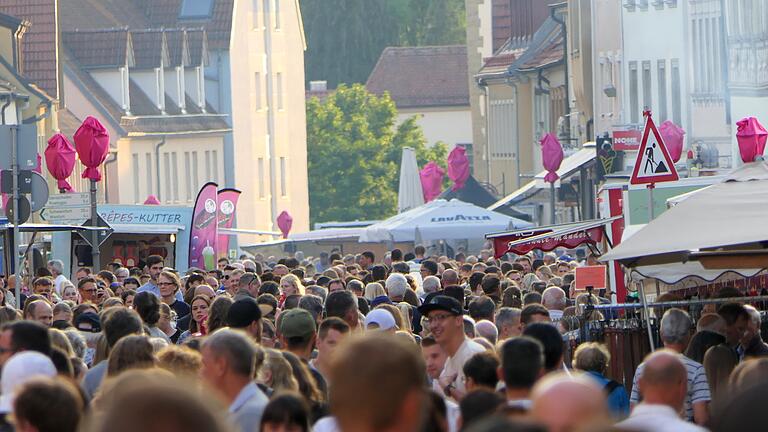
600, 161, 768, 281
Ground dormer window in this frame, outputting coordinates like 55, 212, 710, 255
179, 0, 215, 20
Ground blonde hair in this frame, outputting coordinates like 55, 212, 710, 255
259, 348, 299, 392
395, 302, 413, 333
363, 283, 386, 301
280, 274, 305, 296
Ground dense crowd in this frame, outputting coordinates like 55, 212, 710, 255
0, 245, 764, 431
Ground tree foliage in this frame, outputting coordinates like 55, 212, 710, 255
307, 84, 448, 224
301, 0, 466, 88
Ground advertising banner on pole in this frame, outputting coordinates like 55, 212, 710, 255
216, 188, 241, 260
189, 182, 218, 270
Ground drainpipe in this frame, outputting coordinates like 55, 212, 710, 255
550, 3, 570, 145
103, 151, 117, 203
263, 0, 278, 229
511, 82, 521, 190
154, 136, 167, 201
480, 79, 492, 184
0, 95, 11, 125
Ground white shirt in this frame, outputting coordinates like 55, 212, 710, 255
616, 404, 708, 432
439, 337, 486, 397
548, 309, 564, 321
54, 274, 68, 296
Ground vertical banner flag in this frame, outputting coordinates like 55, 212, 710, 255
217, 188, 241, 259
189, 182, 219, 270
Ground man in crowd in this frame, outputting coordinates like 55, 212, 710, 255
77, 277, 99, 304
419, 295, 485, 400
325, 291, 360, 331
541, 286, 567, 321
23, 301, 53, 327
499, 336, 544, 411
740, 304, 768, 358
718, 302, 750, 351
520, 304, 551, 329
422, 276, 441, 296
441, 269, 459, 287
310, 317, 350, 384
47, 260, 67, 295
618, 350, 706, 431
0, 321, 51, 367
359, 251, 375, 270
630, 308, 710, 425
421, 336, 448, 390
495, 307, 523, 341
201, 329, 268, 432
531, 373, 610, 432
329, 335, 426, 432
226, 297, 263, 341
277, 308, 328, 395
136, 255, 165, 297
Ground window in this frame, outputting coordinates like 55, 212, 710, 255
145, 153, 153, 195
204, 150, 211, 180
280, 157, 287, 196
657, 60, 667, 121
488, 99, 515, 160
671, 59, 682, 124
254, 72, 262, 110
171, 152, 179, 202
642, 61, 652, 114
258, 158, 265, 198
132, 153, 140, 203
629, 61, 639, 124
191, 151, 199, 193
184, 152, 192, 202
164, 153, 171, 203
212, 150, 219, 183
179, 0, 214, 19
274, 0, 281, 29
276, 72, 284, 110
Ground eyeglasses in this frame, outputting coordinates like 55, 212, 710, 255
425, 314, 455, 326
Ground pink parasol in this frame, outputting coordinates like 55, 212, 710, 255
541, 133, 564, 183
74, 116, 110, 181
419, 162, 445, 202
659, 120, 685, 163
736, 117, 767, 163
447, 146, 470, 191
144, 195, 161, 205
44, 133, 77, 192
277, 211, 293, 239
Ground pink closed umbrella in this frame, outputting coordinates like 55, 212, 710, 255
447, 146, 470, 191
144, 195, 161, 205
74, 116, 110, 181
45, 133, 77, 192
541, 133, 564, 183
419, 162, 445, 202
736, 117, 768, 163
277, 211, 293, 239
659, 121, 685, 163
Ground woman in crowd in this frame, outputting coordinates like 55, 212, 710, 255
133, 292, 170, 343
260, 392, 312, 432
280, 274, 306, 297
177, 295, 211, 344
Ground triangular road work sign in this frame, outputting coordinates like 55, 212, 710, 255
630, 113, 679, 185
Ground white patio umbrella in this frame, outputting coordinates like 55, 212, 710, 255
397, 147, 425, 213
360, 199, 533, 243
601, 161, 768, 281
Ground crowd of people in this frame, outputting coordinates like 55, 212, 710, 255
0, 246, 764, 431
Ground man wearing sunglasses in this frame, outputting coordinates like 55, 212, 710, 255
419, 295, 484, 402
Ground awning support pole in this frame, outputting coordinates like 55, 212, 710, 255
638, 282, 656, 351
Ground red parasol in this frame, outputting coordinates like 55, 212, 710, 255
447, 146, 470, 191
541, 133, 564, 183
144, 195, 161, 205
736, 117, 767, 163
659, 120, 685, 163
419, 162, 445, 202
277, 211, 293, 239
44, 133, 77, 192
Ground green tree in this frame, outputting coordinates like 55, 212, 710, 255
301, 0, 466, 88
307, 84, 448, 224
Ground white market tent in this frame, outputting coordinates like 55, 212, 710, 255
359, 199, 533, 243
601, 161, 768, 283
397, 147, 425, 213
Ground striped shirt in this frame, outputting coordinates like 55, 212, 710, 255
630, 354, 710, 422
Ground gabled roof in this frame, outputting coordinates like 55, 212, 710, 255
130, 30, 169, 69
62, 29, 133, 69
0, 1, 59, 98
366, 45, 469, 109
59, 0, 149, 31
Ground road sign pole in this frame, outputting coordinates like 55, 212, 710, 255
10, 116, 20, 308
550, 181, 556, 224
89, 179, 100, 272
647, 183, 655, 221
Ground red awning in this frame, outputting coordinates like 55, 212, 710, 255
487, 216, 623, 258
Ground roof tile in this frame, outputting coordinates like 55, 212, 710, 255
63, 29, 131, 68
366, 46, 469, 109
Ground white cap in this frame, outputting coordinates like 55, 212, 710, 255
0, 352, 56, 413
364, 309, 397, 331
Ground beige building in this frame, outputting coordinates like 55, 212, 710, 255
366, 46, 472, 151
55, 0, 309, 241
